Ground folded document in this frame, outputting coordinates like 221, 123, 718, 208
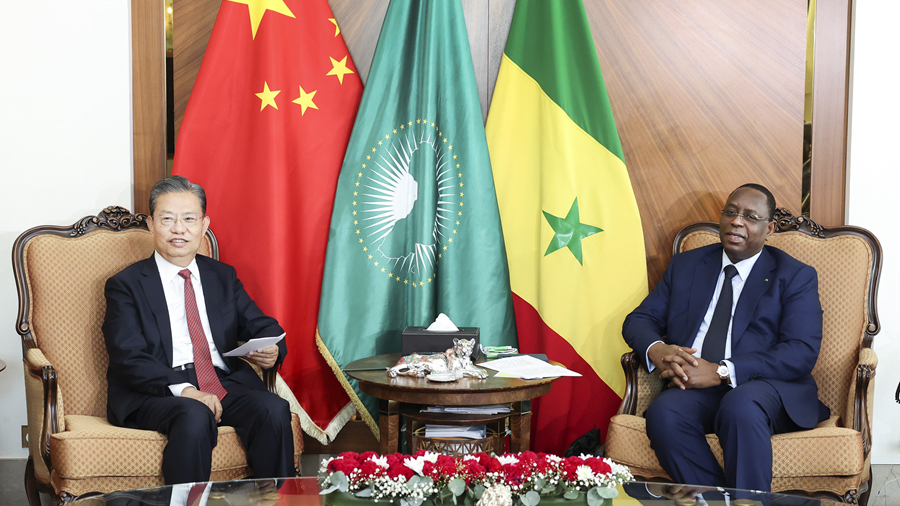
480, 355, 581, 379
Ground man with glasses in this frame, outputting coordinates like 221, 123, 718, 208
103, 176, 294, 484
622, 184, 829, 492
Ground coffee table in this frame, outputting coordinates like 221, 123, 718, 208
75, 477, 844, 505
344, 353, 561, 454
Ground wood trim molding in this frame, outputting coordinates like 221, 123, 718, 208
809, 0, 853, 226
132, 0, 167, 216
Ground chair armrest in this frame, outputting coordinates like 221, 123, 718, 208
243, 358, 278, 395
24, 349, 64, 475
854, 347, 877, 458
617, 352, 665, 416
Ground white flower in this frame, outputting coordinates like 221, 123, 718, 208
576, 465, 594, 482
477, 484, 512, 506
422, 451, 440, 463
463, 455, 479, 461
496, 455, 519, 466
369, 455, 389, 469
404, 456, 426, 476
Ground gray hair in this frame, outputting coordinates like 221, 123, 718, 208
148, 176, 207, 216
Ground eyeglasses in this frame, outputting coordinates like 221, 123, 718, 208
720, 209, 769, 224
153, 215, 201, 228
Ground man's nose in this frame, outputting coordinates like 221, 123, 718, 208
171, 218, 187, 232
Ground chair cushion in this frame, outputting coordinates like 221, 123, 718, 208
607, 414, 864, 479
50, 415, 250, 479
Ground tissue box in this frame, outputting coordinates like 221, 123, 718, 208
401, 327, 480, 359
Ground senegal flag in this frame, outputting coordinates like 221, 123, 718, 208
486, 0, 648, 454
317, 0, 517, 434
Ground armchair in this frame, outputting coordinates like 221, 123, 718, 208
14, 207, 304, 505
605, 210, 881, 504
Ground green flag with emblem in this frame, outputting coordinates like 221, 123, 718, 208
316, 0, 517, 434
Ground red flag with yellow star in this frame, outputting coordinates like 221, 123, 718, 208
173, 0, 363, 444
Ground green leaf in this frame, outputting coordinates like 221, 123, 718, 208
402, 498, 425, 506
563, 489, 580, 500
319, 484, 339, 495
593, 486, 618, 499
449, 478, 466, 496
535, 478, 547, 490
332, 472, 349, 493
521, 491, 541, 506
356, 487, 373, 498
473, 485, 485, 500
540, 483, 557, 495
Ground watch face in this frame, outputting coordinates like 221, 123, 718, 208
717, 364, 728, 378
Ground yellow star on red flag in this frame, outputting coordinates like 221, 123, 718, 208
292, 85, 318, 115
228, 0, 295, 40
327, 56, 355, 84
255, 81, 280, 111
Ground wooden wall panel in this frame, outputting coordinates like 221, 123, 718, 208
585, 0, 806, 284
172, 0, 219, 146
809, 0, 852, 226
132, 1, 167, 215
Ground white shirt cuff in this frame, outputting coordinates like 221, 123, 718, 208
169, 382, 194, 397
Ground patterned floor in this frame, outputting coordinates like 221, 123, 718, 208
1, 458, 897, 505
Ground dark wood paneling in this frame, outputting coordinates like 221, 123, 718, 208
132, 1, 167, 215
172, 0, 219, 145
585, 0, 806, 285
809, 0, 852, 226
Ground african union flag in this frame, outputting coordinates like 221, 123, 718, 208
317, 0, 517, 435
486, 0, 648, 454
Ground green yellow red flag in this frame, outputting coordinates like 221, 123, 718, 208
486, 0, 648, 453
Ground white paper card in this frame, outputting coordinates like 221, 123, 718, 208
480, 355, 582, 379
223, 333, 286, 357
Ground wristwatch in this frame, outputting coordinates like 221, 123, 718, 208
716, 363, 730, 384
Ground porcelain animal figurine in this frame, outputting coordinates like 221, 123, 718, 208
388, 338, 487, 379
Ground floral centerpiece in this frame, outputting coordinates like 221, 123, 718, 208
319, 451, 632, 506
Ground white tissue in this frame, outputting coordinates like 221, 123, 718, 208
426, 313, 459, 331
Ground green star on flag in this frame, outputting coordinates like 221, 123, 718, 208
542, 198, 602, 265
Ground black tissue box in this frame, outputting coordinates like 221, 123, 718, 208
401, 326, 480, 360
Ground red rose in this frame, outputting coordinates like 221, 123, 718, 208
562, 462, 579, 481
486, 458, 502, 473
359, 451, 378, 462
519, 451, 538, 463
339, 452, 360, 460
502, 463, 525, 484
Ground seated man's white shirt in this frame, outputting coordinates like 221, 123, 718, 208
154, 252, 230, 396
645, 249, 763, 388
170, 482, 211, 506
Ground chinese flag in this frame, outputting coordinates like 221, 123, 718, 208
173, 0, 363, 443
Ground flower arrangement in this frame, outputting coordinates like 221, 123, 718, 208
319, 451, 632, 506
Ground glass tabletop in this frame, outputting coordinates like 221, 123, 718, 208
72, 477, 844, 505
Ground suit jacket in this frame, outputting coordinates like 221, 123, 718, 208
103, 254, 286, 426
622, 243, 828, 429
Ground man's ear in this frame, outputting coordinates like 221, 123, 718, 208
765, 220, 775, 240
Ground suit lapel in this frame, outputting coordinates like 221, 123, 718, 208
198, 258, 227, 354
686, 247, 722, 342
731, 247, 776, 345
139, 256, 174, 366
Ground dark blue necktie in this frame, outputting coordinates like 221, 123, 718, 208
702, 265, 739, 364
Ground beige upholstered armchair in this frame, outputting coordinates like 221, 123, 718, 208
606, 210, 881, 504
14, 207, 304, 505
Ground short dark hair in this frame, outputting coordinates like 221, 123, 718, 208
148, 176, 207, 216
733, 183, 776, 220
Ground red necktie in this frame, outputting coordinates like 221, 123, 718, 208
179, 269, 227, 401
186, 482, 206, 506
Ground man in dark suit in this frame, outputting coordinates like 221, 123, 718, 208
622, 183, 829, 492
103, 176, 294, 484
